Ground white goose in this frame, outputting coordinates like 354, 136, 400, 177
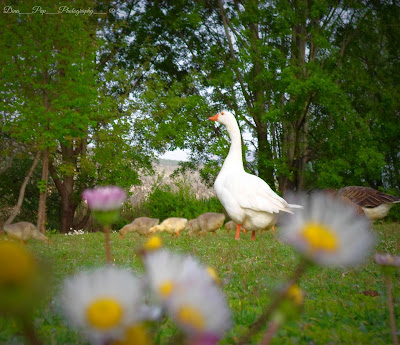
209, 110, 301, 240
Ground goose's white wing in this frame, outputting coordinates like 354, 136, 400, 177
220, 171, 291, 214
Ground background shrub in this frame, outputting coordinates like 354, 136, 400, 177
140, 180, 224, 221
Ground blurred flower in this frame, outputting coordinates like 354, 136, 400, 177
82, 186, 126, 225
166, 283, 231, 342
206, 266, 220, 285
0, 241, 36, 285
285, 284, 305, 306
111, 324, 152, 345
0, 240, 47, 316
375, 253, 400, 276
274, 284, 306, 324
144, 250, 217, 303
60, 266, 146, 345
143, 249, 231, 343
279, 192, 376, 267
143, 236, 163, 251
375, 253, 400, 268
82, 186, 126, 211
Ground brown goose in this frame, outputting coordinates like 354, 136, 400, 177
330, 186, 400, 221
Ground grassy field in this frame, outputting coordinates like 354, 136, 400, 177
1, 223, 399, 344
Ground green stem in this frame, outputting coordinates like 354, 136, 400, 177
236, 260, 309, 345
22, 317, 42, 345
165, 330, 185, 345
258, 321, 281, 345
385, 275, 399, 345
104, 225, 112, 264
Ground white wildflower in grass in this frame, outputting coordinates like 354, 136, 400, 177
279, 192, 376, 267
60, 266, 145, 345
144, 249, 217, 302
165, 282, 232, 342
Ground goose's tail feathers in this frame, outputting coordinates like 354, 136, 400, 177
288, 203, 303, 209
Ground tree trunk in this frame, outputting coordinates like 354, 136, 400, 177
49, 162, 78, 233
37, 70, 50, 233
256, 124, 275, 187
5, 151, 41, 225
37, 147, 49, 233
278, 2, 311, 192
73, 208, 91, 230
48, 145, 79, 233
60, 190, 78, 233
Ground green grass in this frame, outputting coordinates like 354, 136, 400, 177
1, 223, 400, 344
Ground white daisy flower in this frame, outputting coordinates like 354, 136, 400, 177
144, 249, 217, 302
279, 192, 376, 267
60, 266, 146, 345
165, 282, 232, 341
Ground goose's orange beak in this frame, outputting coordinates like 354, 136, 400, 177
208, 113, 219, 121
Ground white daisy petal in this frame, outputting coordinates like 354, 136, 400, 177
279, 192, 376, 267
60, 266, 146, 345
143, 249, 231, 340
165, 282, 232, 340
144, 249, 216, 302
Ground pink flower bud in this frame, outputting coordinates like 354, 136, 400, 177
82, 186, 126, 211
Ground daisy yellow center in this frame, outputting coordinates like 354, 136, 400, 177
177, 305, 205, 331
112, 324, 152, 345
86, 298, 123, 330
301, 222, 338, 252
0, 241, 35, 284
144, 236, 162, 251
286, 284, 304, 306
206, 266, 220, 285
159, 281, 174, 298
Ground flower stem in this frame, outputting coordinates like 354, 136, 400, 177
104, 225, 112, 264
258, 321, 281, 345
236, 260, 308, 345
385, 275, 399, 345
165, 330, 185, 345
22, 317, 42, 345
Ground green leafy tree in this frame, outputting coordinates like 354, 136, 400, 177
102, 0, 399, 194
0, 1, 155, 232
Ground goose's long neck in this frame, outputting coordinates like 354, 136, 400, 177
221, 120, 244, 171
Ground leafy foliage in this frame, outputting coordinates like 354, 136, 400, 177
1, 0, 399, 231
0, 156, 61, 230
141, 180, 224, 221
99, 0, 399, 194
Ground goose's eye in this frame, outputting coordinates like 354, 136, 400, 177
221, 112, 224, 115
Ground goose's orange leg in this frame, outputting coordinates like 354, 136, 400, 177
251, 231, 256, 241
242, 228, 247, 234
271, 225, 275, 234
235, 224, 241, 240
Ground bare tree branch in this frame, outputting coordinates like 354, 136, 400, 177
218, 0, 253, 110
5, 151, 41, 225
